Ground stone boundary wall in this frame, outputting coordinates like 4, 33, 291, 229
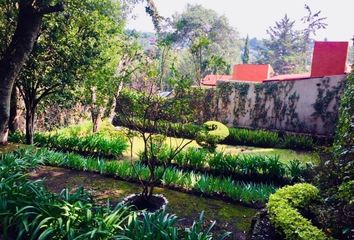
198, 74, 347, 136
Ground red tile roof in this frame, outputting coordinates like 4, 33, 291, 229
266, 73, 311, 81
201, 74, 232, 86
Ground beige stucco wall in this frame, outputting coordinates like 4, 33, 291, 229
205, 74, 347, 136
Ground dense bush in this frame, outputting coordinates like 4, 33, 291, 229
224, 128, 279, 148
0, 151, 229, 239
224, 128, 314, 150
7, 148, 277, 205
142, 147, 310, 183
314, 71, 354, 239
281, 134, 314, 151
267, 183, 329, 240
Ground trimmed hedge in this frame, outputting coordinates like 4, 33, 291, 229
267, 183, 329, 240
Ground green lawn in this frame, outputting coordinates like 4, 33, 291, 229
122, 135, 319, 164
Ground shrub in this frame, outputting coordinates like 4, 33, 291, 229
9, 131, 128, 158
267, 183, 329, 240
170, 148, 308, 183
224, 128, 280, 148
0, 151, 228, 239
197, 121, 229, 152
281, 134, 314, 151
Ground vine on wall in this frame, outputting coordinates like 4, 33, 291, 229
232, 83, 250, 124
312, 77, 345, 135
194, 75, 346, 135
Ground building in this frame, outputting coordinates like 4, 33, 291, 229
201, 41, 350, 86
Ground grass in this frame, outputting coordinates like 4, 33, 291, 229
123, 134, 319, 164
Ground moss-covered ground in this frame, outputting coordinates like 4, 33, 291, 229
29, 166, 257, 240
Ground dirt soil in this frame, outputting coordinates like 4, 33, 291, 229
29, 166, 258, 240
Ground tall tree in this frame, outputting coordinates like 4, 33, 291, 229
15, 0, 123, 143
257, 6, 327, 75
171, 4, 241, 83
242, 35, 250, 64
257, 15, 303, 74
0, 0, 63, 144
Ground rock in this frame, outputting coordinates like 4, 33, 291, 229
247, 209, 283, 240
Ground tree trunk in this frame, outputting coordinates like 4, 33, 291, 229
92, 111, 101, 133
9, 87, 19, 133
25, 107, 35, 145
0, 1, 63, 145
90, 87, 101, 133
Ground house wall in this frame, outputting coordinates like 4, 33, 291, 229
198, 74, 347, 136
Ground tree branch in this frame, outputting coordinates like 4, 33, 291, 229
37, 3, 64, 15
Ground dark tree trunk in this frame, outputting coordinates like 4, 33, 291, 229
9, 87, 19, 133
25, 106, 35, 145
0, 5, 42, 144
0, 0, 63, 145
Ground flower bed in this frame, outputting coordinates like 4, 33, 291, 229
7, 147, 277, 207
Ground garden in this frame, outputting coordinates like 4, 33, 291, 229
0, 0, 353, 239
3, 79, 352, 239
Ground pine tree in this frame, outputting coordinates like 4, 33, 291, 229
257, 15, 303, 74
242, 35, 250, 64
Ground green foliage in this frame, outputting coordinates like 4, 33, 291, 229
241, 35, 250, 64
122, 210, 230, 240
282, 134, 314, 150
314, 71, 354, 239
9, 131, 128, 158
6, 148, 277, 205
196, 121, 229, 152
267, 184, 329, 240
160, 147, 308, 182
171, 4, 241, 81
225, 128, 314, 150
225, 128, 279, 148
0, 150, 228, 239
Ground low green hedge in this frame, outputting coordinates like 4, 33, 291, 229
6, 148, 277, 205
0, 151, 228, 239
141, 147, 310, 183
267, 183, 329, 240
9, 131, 128, 158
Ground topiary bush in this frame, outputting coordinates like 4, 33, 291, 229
196, 121, 229, 152
267, 183, 329, 240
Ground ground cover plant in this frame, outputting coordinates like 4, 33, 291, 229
140, 147, 312, 183
9, 130, 128, 158
5, 147, 277, 206
0, 150, 231, 239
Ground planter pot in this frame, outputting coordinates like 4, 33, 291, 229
120, 193, 168, 213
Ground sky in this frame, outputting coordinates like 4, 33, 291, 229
127, 0, 354, 42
